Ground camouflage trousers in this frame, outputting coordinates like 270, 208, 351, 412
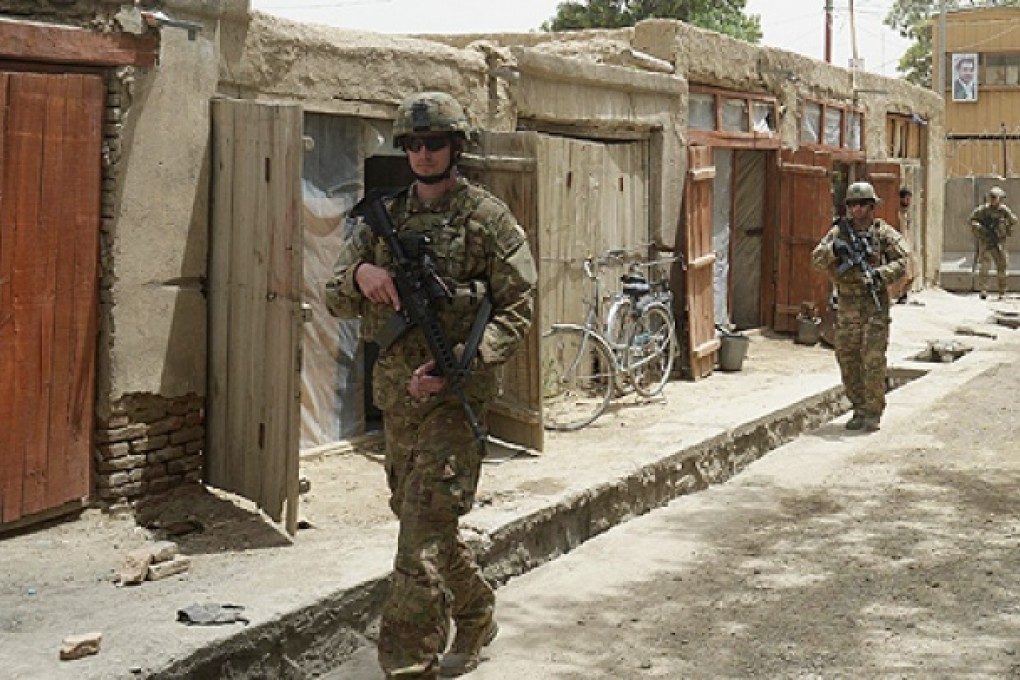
834, 294, 890, 419
378, 399, 495, 679
976, 242, 1009, 295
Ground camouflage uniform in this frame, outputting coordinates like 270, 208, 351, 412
969, 194, 1016, 297
325, 177, 536, 678
812, 215, 909, 427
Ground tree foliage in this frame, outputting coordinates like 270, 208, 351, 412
542, 0, 762, 43
884, 0, 1020, 87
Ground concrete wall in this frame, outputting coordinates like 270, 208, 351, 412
941, 176, 1020, 292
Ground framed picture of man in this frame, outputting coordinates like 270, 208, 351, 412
952, 53, 978, 102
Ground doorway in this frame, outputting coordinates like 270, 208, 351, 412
711, 148, 767, 330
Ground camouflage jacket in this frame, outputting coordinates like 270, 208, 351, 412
811, 218, 910, 298
969, 203, 1017, 246
325, 177, 537, 412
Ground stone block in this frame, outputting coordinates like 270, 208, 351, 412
60, 632, 102, 661
147, 555, 192, 581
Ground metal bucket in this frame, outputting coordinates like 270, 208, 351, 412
795, 316, 821, 345
718, 333, 750, 371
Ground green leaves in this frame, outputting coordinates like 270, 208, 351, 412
542, 0, 762, 43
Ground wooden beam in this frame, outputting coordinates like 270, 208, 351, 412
0, 19, 159, 68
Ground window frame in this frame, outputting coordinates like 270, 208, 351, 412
798, 97, 865, 159
688, 85, 780, 148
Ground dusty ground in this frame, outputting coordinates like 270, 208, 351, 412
2, 289, 1016, 680
335, 290, 1020, 679
456, 358, 1020, 679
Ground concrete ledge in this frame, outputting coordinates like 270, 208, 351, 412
150, 384, 860, 678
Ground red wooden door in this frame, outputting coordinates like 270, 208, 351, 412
1, 72, 103, 527
682, 146, 718, 379
774, 148, 833, 333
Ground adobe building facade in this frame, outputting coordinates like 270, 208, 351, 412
0, 0, 944, 529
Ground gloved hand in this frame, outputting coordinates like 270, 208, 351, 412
832, 238, 851, 260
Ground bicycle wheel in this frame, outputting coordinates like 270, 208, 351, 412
604, 295, 635, 396
541, 325, 615, 431
627, 301, 677, 398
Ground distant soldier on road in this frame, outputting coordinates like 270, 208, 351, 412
325, 91, 536, 678
969, 186, 1016, 300
812, 181, 910, 432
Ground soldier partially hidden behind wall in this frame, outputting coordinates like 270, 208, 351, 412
969, 186, 1017, 300
812, 182, 910, 433
325, 91, 537, 679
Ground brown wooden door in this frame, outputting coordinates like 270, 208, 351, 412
461, 132, 543, 452
1, 71, 103, 527
208, 99, 303, 535
866, 161, 902, 226
774, 148, 833, 333
682, 146, 718, 379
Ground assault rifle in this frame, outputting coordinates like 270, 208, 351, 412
977, 216, 1001, 248
351, 189, 492, 440
833, 218, 882, 310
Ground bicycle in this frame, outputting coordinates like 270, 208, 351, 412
541, 251, 678, 431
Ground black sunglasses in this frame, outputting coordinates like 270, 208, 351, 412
402, 136, 451, 153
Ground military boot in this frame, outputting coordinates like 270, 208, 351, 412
439, 619, 498, 677
845, 413, 866, 430
862, 416, 881, 432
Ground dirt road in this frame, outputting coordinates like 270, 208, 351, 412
458, 355, 1020, 678
335, 311, 1020, 679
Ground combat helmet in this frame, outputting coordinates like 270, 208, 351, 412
393, 91, 472, 146
845, 181, 881, 205
989, 186, 1006, 199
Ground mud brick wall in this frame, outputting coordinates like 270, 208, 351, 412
94, 395, 205, 506
0, 1, 123, 26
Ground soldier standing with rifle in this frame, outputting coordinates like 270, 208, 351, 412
812, 182, 910, 433
325, 91, 537, 679
969, 186, 1017, 300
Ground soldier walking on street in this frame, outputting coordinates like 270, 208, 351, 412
812, 182, 910, 432
325, 91, 537, 678
969, 186, 1017, 300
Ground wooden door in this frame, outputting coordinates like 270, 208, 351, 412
208, 99, 302, 535
1, 72, 103, 528
682, 146, 718, 379
774, 148, 833, 333
866, 161, 902, 226
461, 132, 543, 452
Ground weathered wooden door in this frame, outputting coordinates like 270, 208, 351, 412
773, 148, 833, 333
208, 99, 302, 534
866, 161, 902, 226
1, 72, 103, 528
682, 145, 718, 379
462, 131, 649, 449
461, 132, 543, 452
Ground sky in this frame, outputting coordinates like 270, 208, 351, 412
248, 0, 914, 78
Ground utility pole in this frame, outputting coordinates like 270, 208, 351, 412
848, 0, 860, 66
825, 0, 833, 64
939, 0, 947, 94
